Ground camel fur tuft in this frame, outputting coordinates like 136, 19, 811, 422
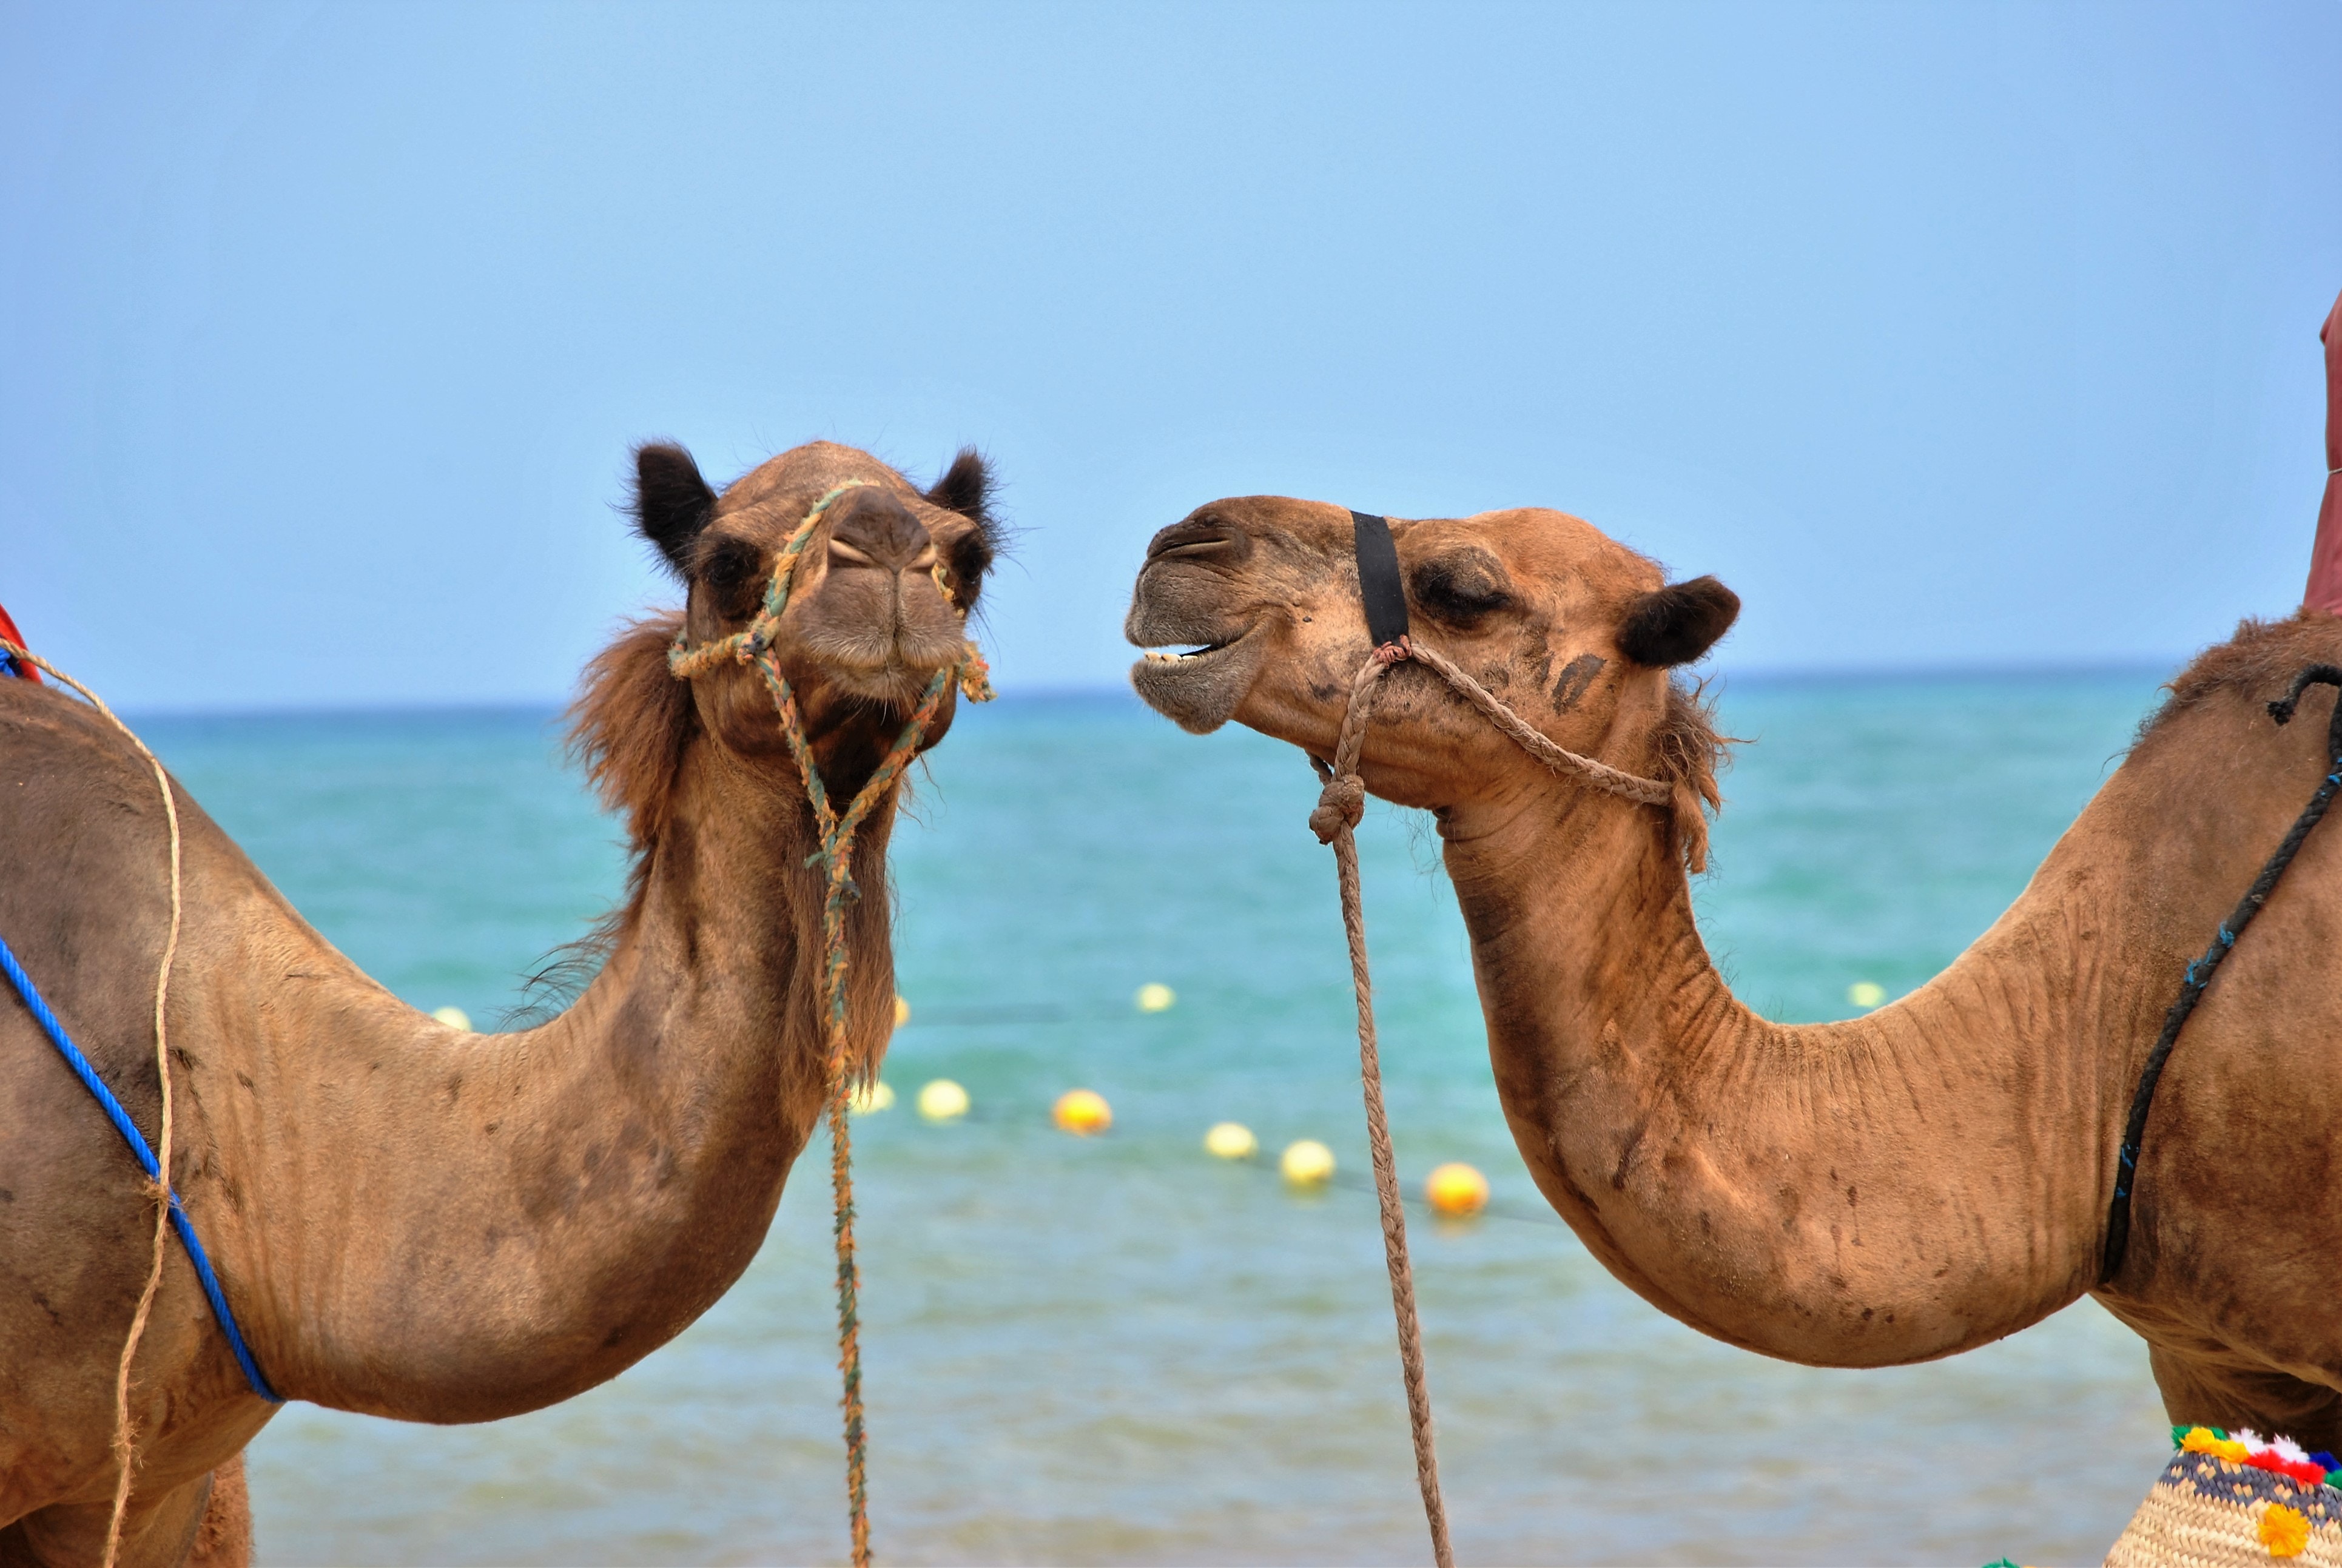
2142, 609, 2342, 745
569, 611, 696, 868
1653, 676, 1732, 875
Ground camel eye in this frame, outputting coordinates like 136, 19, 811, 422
698, 540, 764, 616
1411, 555, 1513, 626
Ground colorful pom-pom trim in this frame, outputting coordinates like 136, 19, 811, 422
2175, 1426, 2342, 1493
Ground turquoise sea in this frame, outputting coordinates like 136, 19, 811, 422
138, 672, 2178, 1566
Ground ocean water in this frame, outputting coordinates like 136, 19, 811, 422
134, 672, 2178, 1566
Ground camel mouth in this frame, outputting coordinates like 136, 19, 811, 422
821, 629, 972, 697
796, 576, 972, 702
1126, 540, 1271, 733
826, 661, 951, 702
1139, 640, 1234, 664
1126, 621, 1267, 733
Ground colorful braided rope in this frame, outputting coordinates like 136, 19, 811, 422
667, 481, 991, 1568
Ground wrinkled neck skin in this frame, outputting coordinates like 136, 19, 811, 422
198, 719, 897, 1422
1418, 705, 2128, 1368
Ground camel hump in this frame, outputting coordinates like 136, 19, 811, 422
0, 674, 201, 1103
0, 675, 187, 862
2144, 612, 2342, 745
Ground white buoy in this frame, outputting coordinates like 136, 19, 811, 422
917, 1078, 970, 1121
1847, 981, 1886, 1009
1280, 1139, 1335, 1186
1203, 1122, 1258, 1160
1135, 982, 1176, 1013
431, 1006, 471, 1031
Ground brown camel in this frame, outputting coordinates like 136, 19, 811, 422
1126, 496, 2342, 1452
0, 438, 999, 1566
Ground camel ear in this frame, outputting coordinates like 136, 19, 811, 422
924, 447, 997, 530
1618, 575, 1740, 667
630, 442, 718, 579
926, 446, 1001, 610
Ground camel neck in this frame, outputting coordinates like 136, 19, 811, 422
1434, 769, 2115, 1367
215, 730, 894, 1422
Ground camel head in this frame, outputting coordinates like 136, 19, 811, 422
1125, 496, 1738, 865
574, 439, 1000, 850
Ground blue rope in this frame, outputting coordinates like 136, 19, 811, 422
0, 929, 281, 1402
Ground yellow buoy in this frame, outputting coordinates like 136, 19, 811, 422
1847, 981, 1886, 1009
850, 1080, 896, 1114
1053, 1088, 1112, 1136
1203, 1121, 1258, 1160
893, 995, 912, 1027
1135, 981, 1176, 1013
431, 1005, 471, 1032
916, 1078, 969, 1121
1425, 1161, 1490, 1217
1280, 1138, 1335, 1187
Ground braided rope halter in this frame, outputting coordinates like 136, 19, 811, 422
667, 480, 992, 1568
1305, 513, 1673, 1568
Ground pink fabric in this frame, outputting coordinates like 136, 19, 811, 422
2302, 287, 2342, 614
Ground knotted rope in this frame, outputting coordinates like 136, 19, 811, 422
1307, 633, 1671, 1568
667, 482, 991, 1568
1, 638, 187, 1568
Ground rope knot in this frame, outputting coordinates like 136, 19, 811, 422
958, 643, 997, 702
1371, 635, 1415, 667
1309, 773, 1367, 844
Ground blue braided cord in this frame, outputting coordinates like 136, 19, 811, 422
0, 929, 281, 1402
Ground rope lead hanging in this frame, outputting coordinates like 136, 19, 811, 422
1310, 646, 1455, 1568
1305, 630, 1675, 1566
1310, 512, 1676, 1567
667, 482, 992, 1568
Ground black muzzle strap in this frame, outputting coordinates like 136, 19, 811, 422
1351, 511, 1411, 650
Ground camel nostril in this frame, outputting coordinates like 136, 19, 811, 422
1144, 517, 1250, 565
830, 492, 932, 573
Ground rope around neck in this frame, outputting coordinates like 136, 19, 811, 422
667, 482, 992, 1568
2098, 663, 2342, 1283
1305, 635, 1669, 1568
0, 638, 187, 1568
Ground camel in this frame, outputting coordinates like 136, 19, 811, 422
0, 438, 999, 1566
1125, 496, 2342, 1453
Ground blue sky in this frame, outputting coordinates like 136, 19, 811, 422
5, 1, 2338, 709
